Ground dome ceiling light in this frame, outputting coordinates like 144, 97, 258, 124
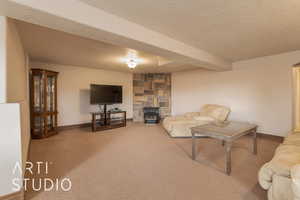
121, 51, 142, 69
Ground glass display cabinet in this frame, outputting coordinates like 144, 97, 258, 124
30, 69, 58, 139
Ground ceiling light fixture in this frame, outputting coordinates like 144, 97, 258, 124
121, 51, 141, 69
127, 58, 138, 69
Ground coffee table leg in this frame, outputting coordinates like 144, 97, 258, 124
225, 141, 232, 175
192, 133, 196, 160
253, 128, 257, 155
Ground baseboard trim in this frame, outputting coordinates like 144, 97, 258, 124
58, 119, 133, 131
0, 190, 24, 200
58, 123, 91, 131
257, 132, 284, 142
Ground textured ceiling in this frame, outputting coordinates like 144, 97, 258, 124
16, 20, 199, 73
82, 0, 300, 61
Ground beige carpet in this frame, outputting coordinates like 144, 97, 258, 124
25, 122, 281, 200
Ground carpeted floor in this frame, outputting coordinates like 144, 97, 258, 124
25, 122, 281, 200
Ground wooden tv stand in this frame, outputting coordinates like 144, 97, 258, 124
91, 111, 126, 132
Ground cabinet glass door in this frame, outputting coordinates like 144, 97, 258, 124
33, 74, 44, 113
33, 116, 44, 136
46, 74, 56, 112
46, 114, 56, 132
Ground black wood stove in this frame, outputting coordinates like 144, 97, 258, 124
143, 107, 160, 124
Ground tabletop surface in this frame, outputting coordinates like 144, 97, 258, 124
191, 121, 257, 140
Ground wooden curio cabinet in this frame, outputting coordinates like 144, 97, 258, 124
30, 69, 58, 139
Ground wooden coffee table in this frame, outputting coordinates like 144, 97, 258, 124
190, 121, 257, 175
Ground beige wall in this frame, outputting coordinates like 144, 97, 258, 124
172, 51, 300, 136
31, 62, 133, 126
0, 17, 29, 196
6, 18, 28, 102
0, 16, 6, 103
6, 18, 30, 171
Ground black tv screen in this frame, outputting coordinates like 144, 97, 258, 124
90, 84, 122, 104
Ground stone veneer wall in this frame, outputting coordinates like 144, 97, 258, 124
133, 73, 171, 122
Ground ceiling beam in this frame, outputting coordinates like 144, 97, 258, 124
0, 0, 232, 71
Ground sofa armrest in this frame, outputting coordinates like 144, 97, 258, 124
258, 162, 275, 190
291, 164, 300, 200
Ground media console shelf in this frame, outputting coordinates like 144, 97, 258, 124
91, 111, 126, 132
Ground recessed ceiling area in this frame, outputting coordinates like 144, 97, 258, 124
16, 20, 199, 73
82, 0, 300, 61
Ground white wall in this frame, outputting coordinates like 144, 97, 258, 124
0, 103, 22, 196
172, 51, 300, 136
31, 62, 133, 126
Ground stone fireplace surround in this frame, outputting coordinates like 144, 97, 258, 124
133, 73, 171, 122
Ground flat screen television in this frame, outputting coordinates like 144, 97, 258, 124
90, 84, 122, 105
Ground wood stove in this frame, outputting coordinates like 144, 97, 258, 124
143, 107, 160, 124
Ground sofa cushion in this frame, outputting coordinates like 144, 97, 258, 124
164, 119, 210, 137
199, 104, 230, 122
184, 112, 201, 118
291, 164, 300, 200
193, 116, 215, 122
268, 174, 293, 200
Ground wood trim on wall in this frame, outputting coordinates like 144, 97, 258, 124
292, 67, 300, 132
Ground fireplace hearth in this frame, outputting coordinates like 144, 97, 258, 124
143, 107, 160, 124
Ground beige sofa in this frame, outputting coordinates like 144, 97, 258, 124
162, 104, 230, 137
259, 132, 300, 200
